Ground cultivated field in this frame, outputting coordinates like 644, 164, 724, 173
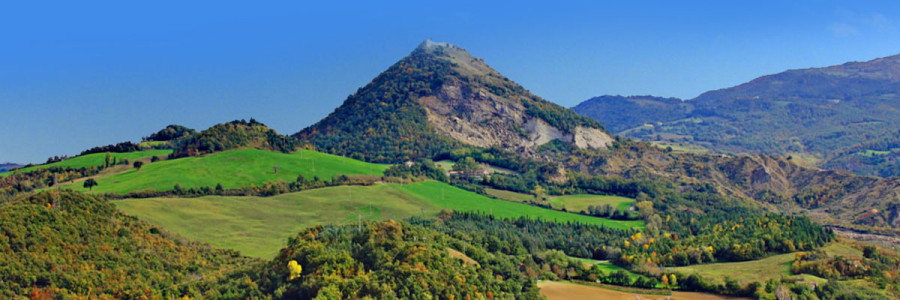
61, 148, 389, 193
400, 181, 644, 230
549, 194, 635, 213
116, 181, 642, 258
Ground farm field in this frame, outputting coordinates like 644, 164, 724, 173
538, 281, 747, 300
115, 184, 431, 258
0, 149, 172, 177
61, 148, 389, 193
399, 181, 644, 230
670, 242, 856, 285
484, 188, 533, 202
549, 194, 635, 213
116, 181, 641, 258
484, 188, 636, 214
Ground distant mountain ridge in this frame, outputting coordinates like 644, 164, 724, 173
574, 53, 900, 176
294, 39, 612, 163
0, 163, 23, 173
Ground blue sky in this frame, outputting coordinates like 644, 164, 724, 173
3, 1, 900, 163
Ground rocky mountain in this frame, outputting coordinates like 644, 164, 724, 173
294, 40, 612, 163
574, 54, 900, 176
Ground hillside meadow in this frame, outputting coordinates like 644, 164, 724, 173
61, 148, 389, 193
115, 181, 643, 258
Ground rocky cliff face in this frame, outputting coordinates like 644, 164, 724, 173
415, 40, 611, 155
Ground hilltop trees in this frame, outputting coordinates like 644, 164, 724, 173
172, 119, 299, 158
145, 124, 196, 141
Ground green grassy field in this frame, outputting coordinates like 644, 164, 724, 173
115, 184, 429, 258
138, 141, 169, 148
859, 149, 892, 157
115, 181, 643, 258
670, 252, 795, 285
669, 242, 854, 285
484, 188, 534, 202
399, 181, 644, 230
60, 148, 389, 193
549, 194, 635, 213
484, 189, 636, 214
0, 149, 172, 177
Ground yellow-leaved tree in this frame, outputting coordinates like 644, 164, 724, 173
288, 260, 302, 280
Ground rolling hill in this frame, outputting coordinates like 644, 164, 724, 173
59, 148, 388, 193
573, 53, 900, 177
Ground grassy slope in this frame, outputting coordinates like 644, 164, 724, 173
549, 194, 635, 212
399, 181, 644, 230
484, 189, 635, 213
115, 184, 427, 258
61, 149, 389, 193
0, 149, 172, 177
670, 242, 855, 285
116, 181, 643, 258
484, 188, 534, 202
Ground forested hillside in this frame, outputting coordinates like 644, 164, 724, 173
0, 191, 256, 298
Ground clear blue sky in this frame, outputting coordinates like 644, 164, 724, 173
3, 1, 900, 164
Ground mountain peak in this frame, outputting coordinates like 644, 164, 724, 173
417, 39, 458, 51
296, 41, 611, 163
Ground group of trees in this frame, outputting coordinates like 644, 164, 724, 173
80, 141, 143, 156
172, 119, 299, 158
144, 124, 196, 142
